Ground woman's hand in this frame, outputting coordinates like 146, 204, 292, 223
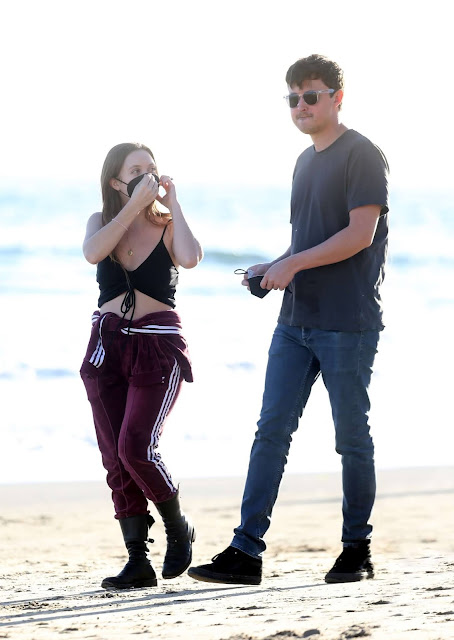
129, 173, 160, 210
162, 177, 202, 269
156, 175, 177, 210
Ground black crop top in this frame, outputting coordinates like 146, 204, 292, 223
96, 225, 178, 312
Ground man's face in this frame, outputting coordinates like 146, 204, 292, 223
288, 78, 341, 136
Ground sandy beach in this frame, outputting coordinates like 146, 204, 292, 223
1, 466, 453, 640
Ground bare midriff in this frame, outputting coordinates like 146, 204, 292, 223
99, 290, 173, 321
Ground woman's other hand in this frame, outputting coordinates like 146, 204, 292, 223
156, 175, 176, 210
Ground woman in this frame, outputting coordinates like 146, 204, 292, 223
80, 142, 202, 589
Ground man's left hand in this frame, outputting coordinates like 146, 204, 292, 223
261, 257, 296, 291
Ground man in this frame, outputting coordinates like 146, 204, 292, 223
189, 54, 389, 585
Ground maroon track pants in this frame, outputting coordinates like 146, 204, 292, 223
80, 311, 192, 519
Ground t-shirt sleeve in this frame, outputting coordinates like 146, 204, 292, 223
346, 140, 389, 216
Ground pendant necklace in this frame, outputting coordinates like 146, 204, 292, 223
124, 225, 133, 256
126, 227, 133, 256
112, 217, 133, 256
124, 228, 133, 256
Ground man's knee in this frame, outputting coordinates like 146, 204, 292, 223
335, 438, 374, 458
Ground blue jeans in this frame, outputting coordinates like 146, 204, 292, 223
231, 323, 380, 558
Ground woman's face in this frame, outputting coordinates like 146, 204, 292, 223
117, 149, 157, 185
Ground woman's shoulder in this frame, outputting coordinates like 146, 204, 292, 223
86, 211, 103, 230
163, 219, 174, 240
152, 217, 173, 234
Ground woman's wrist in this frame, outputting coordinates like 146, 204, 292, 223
165, 197, 180, 214
116, 200, 142, 223
112, 217, 129, 232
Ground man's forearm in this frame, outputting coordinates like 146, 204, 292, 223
270, 246, 292, 267
288, 205, 381, 274
288, 226, 370, 274
260, 221, 377, 292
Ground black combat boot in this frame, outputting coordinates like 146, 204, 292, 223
156, 491, 195, 579
101, 514, 157, 589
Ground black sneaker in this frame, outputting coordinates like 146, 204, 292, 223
325, 541, 374, 583
188, 546, 262, 585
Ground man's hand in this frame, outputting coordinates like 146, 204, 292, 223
261, 257, 296, 290
242, 262, 270, 289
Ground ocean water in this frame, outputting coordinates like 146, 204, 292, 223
1, 181, 453, 485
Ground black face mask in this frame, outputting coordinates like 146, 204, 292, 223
116, 173, 160, 198
234, 269, 270, 298
247, 274, 270, 298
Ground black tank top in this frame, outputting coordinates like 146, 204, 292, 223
96, 224, 178, 311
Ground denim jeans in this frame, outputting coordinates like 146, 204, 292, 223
231, 323, 380, 558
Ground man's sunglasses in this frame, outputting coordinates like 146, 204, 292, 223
284, 89, 335, 108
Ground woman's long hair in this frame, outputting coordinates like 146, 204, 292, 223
100, 142, 171, 227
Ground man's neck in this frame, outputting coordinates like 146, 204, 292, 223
312, 122, 348, 152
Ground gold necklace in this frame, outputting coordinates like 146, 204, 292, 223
124, 230, 134, 257
113, 217, 133, 256
124, 226, 133, 256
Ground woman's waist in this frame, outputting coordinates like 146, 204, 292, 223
94, 307, 183, 335
83, 307, 192, 381
99, 290, 174, 321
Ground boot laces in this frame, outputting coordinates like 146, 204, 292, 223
211, 547, 239, 563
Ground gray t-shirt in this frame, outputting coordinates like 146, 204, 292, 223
278, 129, 389, 331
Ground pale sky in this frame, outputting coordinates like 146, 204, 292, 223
2, 0, 452, 189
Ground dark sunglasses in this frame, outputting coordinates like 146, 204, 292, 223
284, 89, 335, 108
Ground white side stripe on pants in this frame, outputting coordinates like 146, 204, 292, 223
147, 359, 180, 490
89, 314, 107, 368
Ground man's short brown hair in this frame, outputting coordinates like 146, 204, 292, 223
286, 54, 344, 93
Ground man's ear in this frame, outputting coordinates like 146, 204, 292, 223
334, 89, 343, 109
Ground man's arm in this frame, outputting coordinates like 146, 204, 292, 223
241, 247, 292, 288
261, 205, 381, 291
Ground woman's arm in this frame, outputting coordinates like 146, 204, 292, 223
158, 176, 203, 269
83, 211, 125, 264
82, 176, 159, 264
